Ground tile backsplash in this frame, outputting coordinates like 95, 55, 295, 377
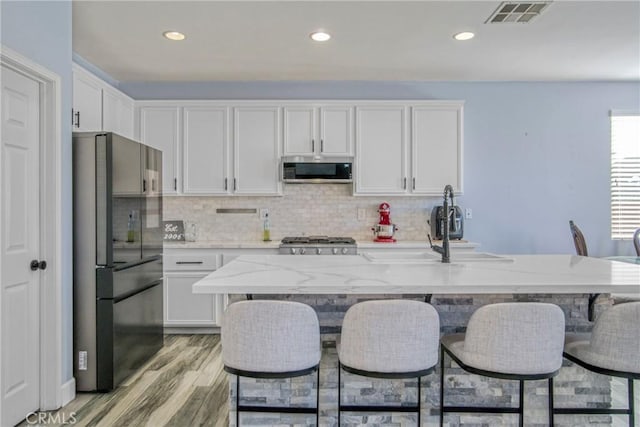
164, 184, 443, 242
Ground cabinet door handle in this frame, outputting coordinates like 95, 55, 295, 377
143, 179, 147, 193
176, 261, 204, 265
71, 109, 74, 126
320, 139, 324, 152
403, 177, 407, 189
224, 178, 228, 191
412, 177, 416, 190
74, 111, 81, 128
152, 179, 156, 192
234, 178, 237, 191
312, 139, 315, 153
174, 178, 177, 191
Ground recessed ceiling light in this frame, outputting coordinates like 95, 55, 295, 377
163, 31, 186, 41
310, 31, 331, 42
453, 31, 475, 41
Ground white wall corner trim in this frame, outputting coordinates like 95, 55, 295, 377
60, 379, 76, 407
0, 45, 64, 411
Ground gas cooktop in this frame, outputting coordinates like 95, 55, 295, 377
279, 236, 357, 255
281, 236, 356, 245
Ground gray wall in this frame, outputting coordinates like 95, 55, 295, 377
1, 0, 74, 382
122, 80, 640, 256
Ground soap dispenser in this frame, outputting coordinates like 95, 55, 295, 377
127, 211, 135, 242
263, 213, 271, 242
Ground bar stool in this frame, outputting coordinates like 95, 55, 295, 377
440, 302, 565, 427
337, 299, 440, 426
554, 301, 640, 425
221, 300, 321, 426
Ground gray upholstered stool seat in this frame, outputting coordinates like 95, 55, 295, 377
440, 302, 565, 427
554, 301, 640, 425
337, 299, 440, 426
221, 300, 321, 426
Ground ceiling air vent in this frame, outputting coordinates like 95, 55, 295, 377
486, 2, 550, 23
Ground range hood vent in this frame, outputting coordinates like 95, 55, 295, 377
486, 1, 551, 23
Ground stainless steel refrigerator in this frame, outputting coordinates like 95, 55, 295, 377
73, 132, 163, 391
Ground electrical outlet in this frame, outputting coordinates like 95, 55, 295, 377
465, 208, 473, 219
357, 208, 366, 221
259, 208, 269, 220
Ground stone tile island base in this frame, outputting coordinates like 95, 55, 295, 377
226, 293, 616, 427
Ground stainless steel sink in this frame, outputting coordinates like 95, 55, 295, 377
362, 252, 439, 263
362, 251, 513, 264
450, 252, 514, 262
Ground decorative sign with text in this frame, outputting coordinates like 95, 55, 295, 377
163, 220, 185, 241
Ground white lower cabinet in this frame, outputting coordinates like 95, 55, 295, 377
163, 247, 279, 330
164, 273, 221, 326
163, 249, 223, 329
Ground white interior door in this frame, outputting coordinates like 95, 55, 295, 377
1, 66, 41, 426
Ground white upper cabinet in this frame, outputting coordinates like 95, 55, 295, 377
72, 67, 102, 132
283, 105, 353, 157
139, 106, 180, 194
103, 87, 134, 139
319, 106, 353, 156
355, 105, 408, 194
72, 65, 134, 138
354, 101, 463, 196
233, 106, 282, 195
132, 100, 461, 197
183, 107, 230, 195
283, 106, 316, 155
411, 103, 463, 195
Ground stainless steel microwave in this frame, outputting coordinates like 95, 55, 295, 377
281, 156, 353, 183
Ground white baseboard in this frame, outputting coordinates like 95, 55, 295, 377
61, 378, 76, 407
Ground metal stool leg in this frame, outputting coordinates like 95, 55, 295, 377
629, 378, 635, 427
337, 361, 341, 426
519, 379, 524, 427
236, 375, 240, 427
548, 377, 554, 426
440, 346, 445, 427
316, 365, 320, 426
417, 375, 421, 426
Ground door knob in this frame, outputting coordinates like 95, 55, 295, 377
30, 260, 47, 271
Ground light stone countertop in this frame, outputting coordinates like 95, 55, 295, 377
356, 240, 477, 250
163, 240, 281, 249
192, 254, 640, 295
164, 240, 476, 250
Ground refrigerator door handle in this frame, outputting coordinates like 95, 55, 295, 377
112, 279, 162, 303
95, 134, 112, 266
112, 255, 162, 272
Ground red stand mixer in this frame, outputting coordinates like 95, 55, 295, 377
371, 202, 398, 242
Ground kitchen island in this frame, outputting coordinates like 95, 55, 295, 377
193, 254, 639, 427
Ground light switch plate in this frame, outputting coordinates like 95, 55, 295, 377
357, 208, 366, 221
465, 208, 473, 219
259, 208, 269, 220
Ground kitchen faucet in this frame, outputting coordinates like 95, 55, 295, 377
431, 184, 456, 263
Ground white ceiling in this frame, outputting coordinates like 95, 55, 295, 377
72, 1, 640, 82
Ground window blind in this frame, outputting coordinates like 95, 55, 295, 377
610, 112, 640, 239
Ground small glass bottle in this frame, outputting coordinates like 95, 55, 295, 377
263, 213, 271, 242
127, 212, 135, 243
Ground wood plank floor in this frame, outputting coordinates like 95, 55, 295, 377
18, 335, 228, 427
17, 334, 639, 427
